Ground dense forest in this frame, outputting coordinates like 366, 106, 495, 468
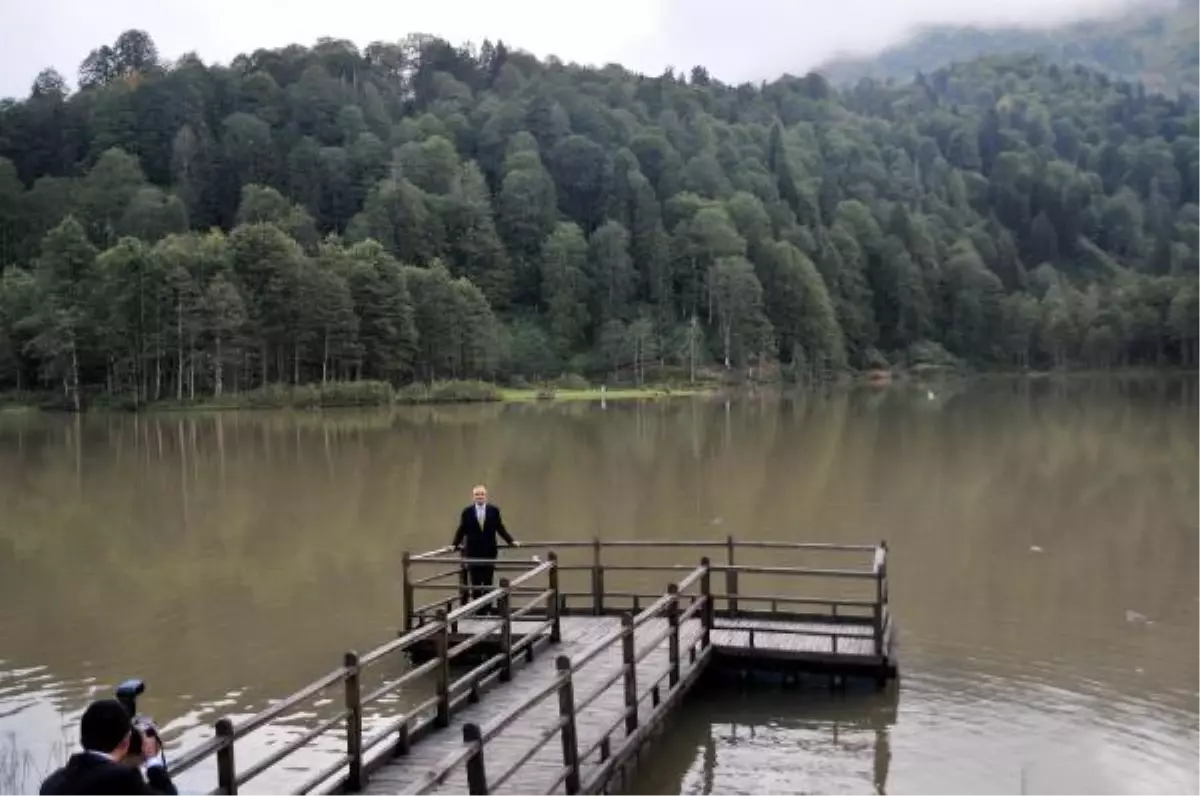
819, 0, 1199, 98
0, 29, 1196, 408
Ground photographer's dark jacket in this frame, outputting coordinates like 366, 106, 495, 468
41, 752, 177, 795
453, 503, 514, 558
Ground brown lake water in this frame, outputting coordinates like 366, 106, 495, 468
0, 375, 1196, 794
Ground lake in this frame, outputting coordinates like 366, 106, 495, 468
0, 375, 1196, 794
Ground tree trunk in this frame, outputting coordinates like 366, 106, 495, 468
322, 330, 329, 385
214, 336, 224, 397
722, 321, 732, 369
69, 341, 80, 413
189, 336, 196, 401
689, 314, 697, 384
176, 300, 184, 402
635, 339, 641, 386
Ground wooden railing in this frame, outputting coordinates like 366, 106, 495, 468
168, 538, 891, 795
167, 557, 560, 795
406, 560, 714, 795
403, 537, 891, 658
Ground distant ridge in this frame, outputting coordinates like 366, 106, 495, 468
817, 0, 1198, 96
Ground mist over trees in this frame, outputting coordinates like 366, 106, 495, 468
818, 0, 1199, 98
0, 29, 1196, 407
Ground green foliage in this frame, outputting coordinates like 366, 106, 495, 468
0, 27, 1195, 408
394, 380, 501, 404
554, 373, 590, 390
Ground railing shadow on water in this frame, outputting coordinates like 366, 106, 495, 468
166, 537, 890, 795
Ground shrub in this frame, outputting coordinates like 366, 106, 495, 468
554, 373, 590, 390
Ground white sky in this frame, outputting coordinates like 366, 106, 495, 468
0, 0, 1148, 99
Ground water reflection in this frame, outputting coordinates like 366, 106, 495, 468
0, 375, 1195, 793
635, 683, 897, 795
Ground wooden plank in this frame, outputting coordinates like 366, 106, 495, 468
360, 617, 706, 795
358, 613, 883, 794
710, 616, 876, 656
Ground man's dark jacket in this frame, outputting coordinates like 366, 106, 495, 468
40, 752, 177, 795
453, 504, 514, 558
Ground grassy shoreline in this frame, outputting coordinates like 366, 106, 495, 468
498, 385, 713, 402
0, 379, 722, 414
1, 367, 1191, 415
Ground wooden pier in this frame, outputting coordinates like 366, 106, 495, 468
166, 539, 896, 795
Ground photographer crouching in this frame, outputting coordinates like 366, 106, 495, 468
40, 683, 178, 795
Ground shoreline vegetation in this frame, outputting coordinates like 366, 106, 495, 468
0, 376, 723, 413
0, 365, 1190, 414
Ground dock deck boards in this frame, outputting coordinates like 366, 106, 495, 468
361, 614, 882, 795
363, 617, 703, 795
712, 617, 875, 655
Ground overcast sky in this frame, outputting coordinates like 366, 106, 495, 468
0, 0, 1147, 100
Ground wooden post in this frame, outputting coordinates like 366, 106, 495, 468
456, 561, 468, 634
621, 613, 638, 735
873, 541, 887, 657
463, 723, 488, 795
435, 609, 450, 727
343, 651, 363, 791
215, 717, 236, 795
667, 583, 680, 688
498, 578, 513, 682
880, 540, 889, 604
725, 534, 738, 615
401, 552, 414, 633
591, 537, 604, 616
396, 720, 410, 757
458, 559, 470, 606
555, 656, 581, 794
548, 551, 562, 643
700, 557, 712, 649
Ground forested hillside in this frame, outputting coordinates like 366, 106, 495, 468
0, 30, 1196, 408
818, 0, 1199, 98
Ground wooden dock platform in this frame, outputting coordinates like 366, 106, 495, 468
165, 539, 897, 795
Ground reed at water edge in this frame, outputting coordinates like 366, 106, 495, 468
0, 719, 74, 796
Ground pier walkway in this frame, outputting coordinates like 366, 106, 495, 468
166, 539, 897, 794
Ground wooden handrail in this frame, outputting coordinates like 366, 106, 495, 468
411, 564, 711, 796
402, 538, 882, 637
172, 555, 557, 794
409, 567, 462, 586
415, 556, 545, 566
499, 539, 876, 551
708, 563, 877, 579
172, 538, 890, 794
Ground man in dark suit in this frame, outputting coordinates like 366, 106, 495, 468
453, 484, 519, 609
41, 698, 178, 795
